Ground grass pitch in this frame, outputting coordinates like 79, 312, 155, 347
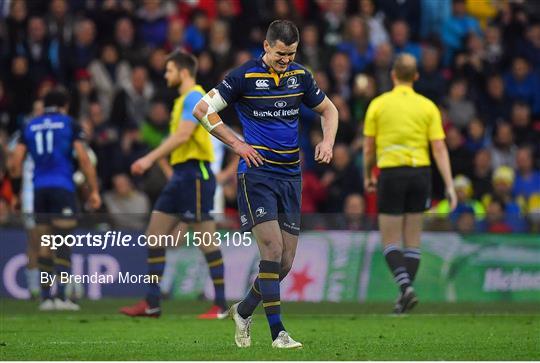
1, 299, 539, 360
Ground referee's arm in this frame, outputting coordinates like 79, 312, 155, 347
362, 97, 378, 193
363, 136, 377, 193
430, 139, 457, 210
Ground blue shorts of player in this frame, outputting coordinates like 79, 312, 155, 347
34, 187, 78, 224
154, 160, 215, 222
237, 172, 301, 236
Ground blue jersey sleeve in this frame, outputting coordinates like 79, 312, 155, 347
181, 91, 203, 123
215, 67, 244, 104
302, 69, 325, 108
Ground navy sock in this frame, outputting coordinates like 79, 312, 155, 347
238, 268, 290, 319
258, 260, 285, 340
238, 277, 261, 319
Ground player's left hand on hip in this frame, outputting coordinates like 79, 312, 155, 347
314, 141, 333, 164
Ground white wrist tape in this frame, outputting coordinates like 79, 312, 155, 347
200, 89, 227, 132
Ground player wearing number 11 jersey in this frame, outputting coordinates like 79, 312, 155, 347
10, 89, 101, 311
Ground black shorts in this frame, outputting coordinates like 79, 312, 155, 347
377, 166, 431, 214
237, 172, 301, 235
34, 187, 78, 224
154, 161, 215, 222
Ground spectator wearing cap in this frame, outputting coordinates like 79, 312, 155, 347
481, 165, 527, 232
429, 174, 485, 226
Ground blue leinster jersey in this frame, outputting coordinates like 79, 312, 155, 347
216, 56, 325, 177
20, 111, 84, 192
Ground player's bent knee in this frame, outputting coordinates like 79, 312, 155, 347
258, 242, 283, 261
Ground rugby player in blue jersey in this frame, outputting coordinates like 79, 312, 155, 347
193, 20, 338, 349
10, 89, 101, 311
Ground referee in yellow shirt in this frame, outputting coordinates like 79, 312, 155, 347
363, 54, 457, 314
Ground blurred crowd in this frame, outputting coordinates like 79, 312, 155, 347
0, 0, 539, 233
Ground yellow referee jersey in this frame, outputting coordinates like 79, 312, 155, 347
169, 85, 214, 165
363, 85, 445, 168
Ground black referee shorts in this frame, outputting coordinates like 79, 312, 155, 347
377, 166, 432, 214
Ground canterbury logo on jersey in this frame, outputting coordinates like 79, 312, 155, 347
255, 79, 270, 88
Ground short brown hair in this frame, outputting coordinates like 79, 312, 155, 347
266, 20, 299, 46
392, 53, 417, 82
166, 50, 198, 76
